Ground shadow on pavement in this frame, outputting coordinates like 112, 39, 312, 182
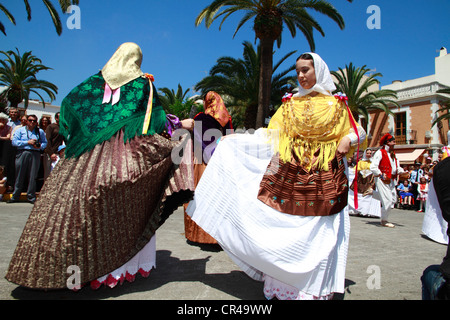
10, 250, 263, 300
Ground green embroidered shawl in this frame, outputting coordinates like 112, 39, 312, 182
60, 72, 166, 158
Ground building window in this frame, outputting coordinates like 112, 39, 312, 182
395, 112, 407, 145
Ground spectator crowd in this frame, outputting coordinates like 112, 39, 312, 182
348, 146, 443, 214
0, 108, 65, 202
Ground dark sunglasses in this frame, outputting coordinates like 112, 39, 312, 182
27, 119, 37, 122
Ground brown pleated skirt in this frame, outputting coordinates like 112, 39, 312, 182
257, 153, 348, 217
184, 163, 217, 244
5, 131, 194, 289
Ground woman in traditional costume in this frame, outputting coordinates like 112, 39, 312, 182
187, 53, 366, 300
356, 149, 375, 196
184, 91, 233, 244
422, 131, 450, 245
348, 149, 381, 217
5, 42, 195, 290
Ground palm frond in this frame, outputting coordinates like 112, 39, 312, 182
0, 48, 58, 108
42, 0, 63, 35
0, 3, 16, 24
332, 62, 399, 125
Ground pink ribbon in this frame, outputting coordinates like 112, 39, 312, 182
102, 83, 121, 105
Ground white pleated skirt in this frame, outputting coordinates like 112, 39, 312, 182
423, 179, 449, 245
187, 129, 350, 298
347, 170, 381, 218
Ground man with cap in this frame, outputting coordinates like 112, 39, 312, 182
50, 144, 65, 171
370, 133, 405, 227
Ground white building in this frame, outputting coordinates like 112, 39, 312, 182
0, 86, 60, 123
17, 99, 61, 123
367, 47, 450, 163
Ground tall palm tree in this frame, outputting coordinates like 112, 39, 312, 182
432, 87, 450, 128
195, 41, 297, 128
195, 0, 353, 128
331, 63, 399, 130
0, 0, 79, 35
0, 49, 58, 109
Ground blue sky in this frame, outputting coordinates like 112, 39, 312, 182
1, 0, 449, 106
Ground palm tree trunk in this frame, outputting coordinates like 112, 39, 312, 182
256, 37, 274, 129
7, 89, 22, 109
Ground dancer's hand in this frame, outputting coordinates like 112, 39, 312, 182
337, 136, 351, 155
181, 119, 194, 131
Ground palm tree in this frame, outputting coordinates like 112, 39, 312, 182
331, 63, 399, 130
432, 87, 450, 128
159, 84, 191, 110
195, 41, 297, 128
158, 84, 199, 119
0, 49, 58, 109
195, 0, 353, 128
0, 0, 79, 35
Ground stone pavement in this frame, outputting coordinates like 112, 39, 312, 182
0, 201, 447, 300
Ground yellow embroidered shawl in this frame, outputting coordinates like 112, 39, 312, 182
357, 160, 372, 171
268, 93, 356, 171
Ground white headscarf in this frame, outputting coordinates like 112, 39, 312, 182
101, 42, 144, 90
294, 52, 336, 97
361, 149, 372, 162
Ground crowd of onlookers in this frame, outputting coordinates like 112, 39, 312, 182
395, 160, 438, 212
0, 108, 65, 202
348, 147, 444, 213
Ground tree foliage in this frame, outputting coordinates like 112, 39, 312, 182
332, 63, 399, 129
0, 0, 80, 35
0, 48, 58, 109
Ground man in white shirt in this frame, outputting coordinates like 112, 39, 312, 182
370, 133, 404, 228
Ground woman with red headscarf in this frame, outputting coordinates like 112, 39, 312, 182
184, 91, 233, 244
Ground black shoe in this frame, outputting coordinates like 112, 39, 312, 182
7, 199, 19, 203
27, 199, 35, 204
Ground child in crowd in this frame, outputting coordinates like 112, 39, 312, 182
51, 145, 66, 172
397, 179, 414, 209
417, 176, 429, 212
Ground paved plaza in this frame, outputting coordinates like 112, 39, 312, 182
0, 201, 447, 300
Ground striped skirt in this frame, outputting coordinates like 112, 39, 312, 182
6, 131, 194, 290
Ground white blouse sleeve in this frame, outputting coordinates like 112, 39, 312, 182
346, 125, 367, 146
